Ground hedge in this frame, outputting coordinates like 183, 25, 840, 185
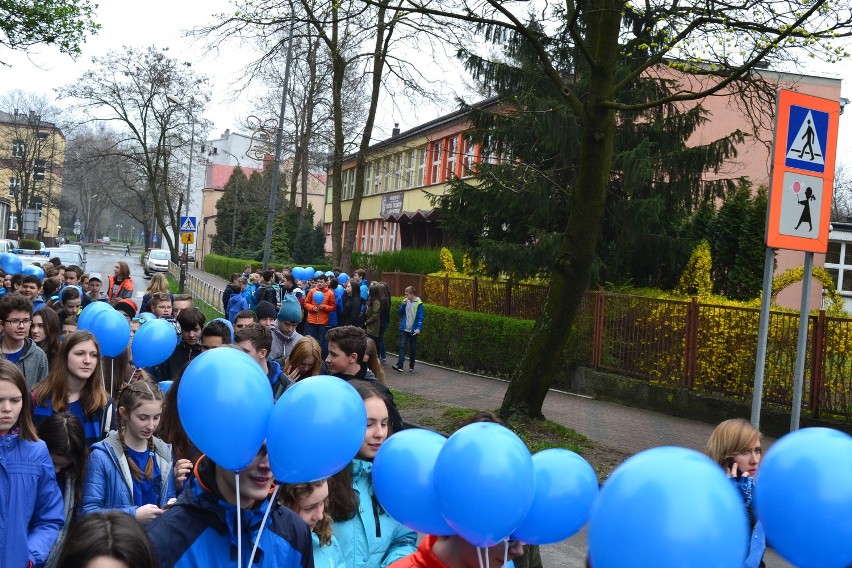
383, 297, 534, 378
204, 254, 333, 281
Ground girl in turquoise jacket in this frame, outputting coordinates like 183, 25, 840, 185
329, 381, 416, 568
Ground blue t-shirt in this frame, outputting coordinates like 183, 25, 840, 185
4, 345, 24, 364
125, 446, 161, 507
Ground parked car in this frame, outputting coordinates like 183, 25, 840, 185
0, 239, 16, 254
95, 237, 111, 245
144, 249, 171, 276
59, 244, 87, 264
43, 248, 85, 271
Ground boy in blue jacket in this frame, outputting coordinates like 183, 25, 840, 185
146, 445, 314, 568
392, 286, 424, 373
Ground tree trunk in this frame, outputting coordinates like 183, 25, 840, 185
499, 0, 622, 419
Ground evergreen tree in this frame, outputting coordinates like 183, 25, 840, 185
435, 18, 744, 288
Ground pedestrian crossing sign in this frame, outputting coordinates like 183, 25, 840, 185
180, 216, 197, 233
766, 89, 840, 253
784, 105, 829, 174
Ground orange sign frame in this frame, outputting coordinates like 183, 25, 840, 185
766, 89, 840, 253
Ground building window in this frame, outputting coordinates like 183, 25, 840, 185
445, 136, 457, 180
360, 222, 368, 251
405, 149, 415, 188
430, 141, 442, 184
461, 136, 473, 177
9, 178, 20, 198
389, 222, 398, 250
416, 146, 426, 187
393, 153, 402, 191
824, 241, 852, 294
368, 220, 376, 253
34, 159, 46, 181
365, 164, 373, 196
11, 140, 25, 158
383, 156, 392, 193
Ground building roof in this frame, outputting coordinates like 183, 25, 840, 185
0, 110, 61, 131
205, 163, 263, 190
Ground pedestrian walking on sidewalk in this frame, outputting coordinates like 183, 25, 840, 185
392, 286, 424, 374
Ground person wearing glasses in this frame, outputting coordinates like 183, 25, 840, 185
705, 419, 766, 568
0, 294, 49, 389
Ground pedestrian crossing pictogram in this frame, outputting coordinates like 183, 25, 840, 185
784, 105, 829, 174
180, 216, 197, 233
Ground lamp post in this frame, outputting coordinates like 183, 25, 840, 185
167, 96, 196, 293
116, 224, 123, 242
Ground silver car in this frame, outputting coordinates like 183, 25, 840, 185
44, 248, 85, 271
144, 249, 171, 276
60, 244, 87, 264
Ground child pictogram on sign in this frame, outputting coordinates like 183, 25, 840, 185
793, 181, 816, 232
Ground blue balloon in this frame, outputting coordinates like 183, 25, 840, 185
588, 447, 748, 568
337, 273, 349, 284
755, 428, 852, 568
434, 423, 534, 547
325, 270, 334, 277
158, 380, 174, 394
0, 253, 22, 275
77, 301, 113, 331
137, 312, 157, 323
373, 429, 454, 535
512, 449, 599, 545
22, 265, 45, 280
313, 270, 323, 279
90, 309, 131, 357
178, 348, 273, 471
312, 290, 325, 304
131, 319, 178, 368
267, 375, 366, 483
305, 267, 315, 278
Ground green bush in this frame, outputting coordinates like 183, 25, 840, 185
203, 254, 334, 281
20, 238, 41, 250
352, 248, 465, 278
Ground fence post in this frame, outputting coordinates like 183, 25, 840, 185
443, 275, 449, 308
809, 310, 826, 418
684, 296, 699, 389
592, 289, 605, 369
472, 277, 479, 312
504, 279, 513, 318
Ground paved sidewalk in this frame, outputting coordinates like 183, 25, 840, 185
186, 264, 791, 567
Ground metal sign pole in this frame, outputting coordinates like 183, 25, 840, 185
790, 251, 814, 431
750, 247, 775, 428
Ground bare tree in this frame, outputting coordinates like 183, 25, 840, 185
59, 46, 211, 260
832, 161, 852, 221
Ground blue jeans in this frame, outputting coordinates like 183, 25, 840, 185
397, 331, 417, 369
306, 323, 328, 359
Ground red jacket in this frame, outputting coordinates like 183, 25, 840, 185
303, 287, 335, 325
389, 536, 448, 568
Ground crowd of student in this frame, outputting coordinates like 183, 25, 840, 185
0, 259, 442, 568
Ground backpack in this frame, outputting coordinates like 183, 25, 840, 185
227, 293, 249, 323
256, 284, 279, 306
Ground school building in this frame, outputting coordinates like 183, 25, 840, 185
323, 68, 846, 310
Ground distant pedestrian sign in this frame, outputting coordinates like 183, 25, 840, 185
180, 216, 197, 233
766, 90, 840, 253
784, 105, 829, 173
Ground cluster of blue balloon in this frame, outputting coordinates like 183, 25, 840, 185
177, 347, 367, 478
291, 267, 317, 282
0, 252, 46, 281
75, 302, 177, 365
372, 423, 599, 548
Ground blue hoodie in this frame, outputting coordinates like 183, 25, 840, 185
0, 433, 64, 568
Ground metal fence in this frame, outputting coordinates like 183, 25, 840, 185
169, 263, 224, 313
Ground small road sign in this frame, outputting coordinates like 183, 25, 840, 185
181, 232, 195, 245
180, 216, 197, 233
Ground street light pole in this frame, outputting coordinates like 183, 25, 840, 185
167, 96, 195, 294
85, 193, 98, 243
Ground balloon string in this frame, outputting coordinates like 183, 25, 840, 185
247, 484, 279, 566
503, 540, 508, 567
477, 546, 485, 568
110, 359, 114, 399
236, 472, 242, 568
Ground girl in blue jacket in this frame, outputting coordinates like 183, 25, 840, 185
82, 379, 176, 525
329, 380, 416, 568
0, 359, 64, 568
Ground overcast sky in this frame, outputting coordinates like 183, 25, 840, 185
0, 0, 849, 167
